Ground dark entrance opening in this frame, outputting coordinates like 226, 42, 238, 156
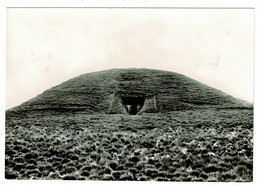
121, 97, 145, 115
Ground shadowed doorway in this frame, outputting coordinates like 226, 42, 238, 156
121, 97, 145, 115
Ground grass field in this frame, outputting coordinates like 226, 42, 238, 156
5, 108, 253, 181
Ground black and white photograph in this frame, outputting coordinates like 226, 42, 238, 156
1, 1, 257, 185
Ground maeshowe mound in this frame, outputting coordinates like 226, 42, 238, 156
5, 68, 253, 181
8, 68, 251, 115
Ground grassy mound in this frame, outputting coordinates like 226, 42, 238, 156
5, 68, 253, 181
7, 68, 252, 114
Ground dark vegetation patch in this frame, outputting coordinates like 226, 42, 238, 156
5, 109, 253, 181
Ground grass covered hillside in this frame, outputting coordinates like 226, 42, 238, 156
5, 68, 253, 181
7, 68, 251, 115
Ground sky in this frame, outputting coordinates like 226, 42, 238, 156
6, 8, 254, 109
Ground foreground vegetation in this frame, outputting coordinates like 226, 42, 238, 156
5, 108, 253, 181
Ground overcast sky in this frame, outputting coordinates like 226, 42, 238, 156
6, 8, 254, 109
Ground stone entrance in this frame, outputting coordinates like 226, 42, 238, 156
121, 97, 145, 115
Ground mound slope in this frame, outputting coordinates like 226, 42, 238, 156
8, 68, 251, 114
5, 68, 253, 181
